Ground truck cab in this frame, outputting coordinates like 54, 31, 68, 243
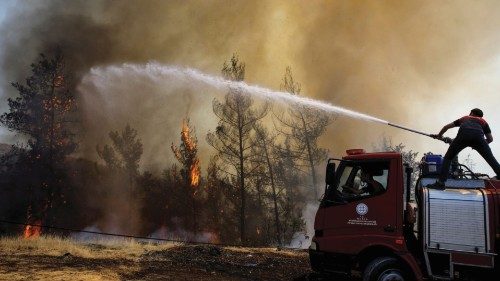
309, 149, 500, 281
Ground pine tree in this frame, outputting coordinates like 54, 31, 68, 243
0, 52, 77, 235
96, 123, 143, 185
252, 124, 282, 245
206, 54, 268, 245
275, 67, 331, 199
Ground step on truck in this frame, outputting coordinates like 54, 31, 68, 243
309, 149, 500, 281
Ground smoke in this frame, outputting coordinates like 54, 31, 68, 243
2, 0, 500, 157
2, 0, 500, 238
293, 1, 500, 155
149, 225, 218, 244
288, 202, 318, 249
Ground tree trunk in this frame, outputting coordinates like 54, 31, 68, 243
300, 112, 319, 199
262, 138, 282, 246
237, 103, 246, 245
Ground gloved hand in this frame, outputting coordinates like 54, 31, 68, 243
442, 137, 453, 144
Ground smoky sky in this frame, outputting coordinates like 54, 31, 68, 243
2, 0, 500, 173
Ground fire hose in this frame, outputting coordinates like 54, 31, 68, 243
387, 123, 453, 144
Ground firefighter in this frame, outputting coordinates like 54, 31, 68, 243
359, 170, 384, 195
343, 169, 384, 195
429, 108, 500, 189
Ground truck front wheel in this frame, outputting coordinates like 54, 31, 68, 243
363, 257, 407, 281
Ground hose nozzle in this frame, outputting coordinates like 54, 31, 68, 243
430, 134, 453, 144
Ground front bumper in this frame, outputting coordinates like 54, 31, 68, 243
309, 248, 353, 274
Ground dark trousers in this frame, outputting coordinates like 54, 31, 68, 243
439, 129, 500, 182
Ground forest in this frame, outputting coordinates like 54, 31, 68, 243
0, 52, 338, 247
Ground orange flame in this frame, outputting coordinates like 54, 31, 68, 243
181, 121, 196, 152
190, 159, 200, 187
53, 75, 64, 87
172, 119, 201, 189
209, 232, 220, 244
23, 220, 41, 239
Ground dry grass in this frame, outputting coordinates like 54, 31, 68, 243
0, 235, 180, 281
0, 269, 121, 281
0, 235, 178, 260
224, 246, 306, 257
0, 235, 312, 280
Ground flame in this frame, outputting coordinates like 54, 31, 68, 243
190, 159, 200, 187
181, 120, 196, 152
23, 220, 41, 239
172, 119, 201, 189
53, 75, 64, 87
181, 120, 201, 187
208, 232, 220, 244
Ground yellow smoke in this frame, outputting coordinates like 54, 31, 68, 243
1, 0, 500, 174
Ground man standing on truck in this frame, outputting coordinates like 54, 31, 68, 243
429, 108, 500, 189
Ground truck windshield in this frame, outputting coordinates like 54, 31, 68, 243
325, 161, 390, 203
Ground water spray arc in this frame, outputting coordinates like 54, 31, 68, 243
85, 62, 448, 143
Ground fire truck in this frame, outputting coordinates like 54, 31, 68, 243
309, 149, 499, 281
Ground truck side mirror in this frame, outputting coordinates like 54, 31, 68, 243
325, 162, 336, 185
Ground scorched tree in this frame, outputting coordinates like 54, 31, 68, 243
0, 52, 77, 235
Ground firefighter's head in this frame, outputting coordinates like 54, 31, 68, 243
360, 170, 373, 182
470, 108, 483, 117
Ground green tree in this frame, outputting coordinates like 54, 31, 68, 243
206, 54, 268, 245
375, 137, 419, 196
96, 124, 143, 185
274, 137, 305, 243
275, 67, 331, 199
252, 124, 282, 245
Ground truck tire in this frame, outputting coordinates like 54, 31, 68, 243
363, 256, 407, 281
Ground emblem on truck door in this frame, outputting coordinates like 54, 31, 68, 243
356, 203, 368, 216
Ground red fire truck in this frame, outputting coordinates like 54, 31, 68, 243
309, 149, 499, 281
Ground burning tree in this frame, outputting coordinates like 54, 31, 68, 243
171, 119, 201, 189
0, 53, 77, 238
275, 67, 331, 199
206, 54, 268, 245
171, 118, 201, 233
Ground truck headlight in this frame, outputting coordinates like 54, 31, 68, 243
309, 241, 318, 251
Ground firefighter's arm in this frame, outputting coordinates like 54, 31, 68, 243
438, 122, 457, 137
485, 133, 493, 143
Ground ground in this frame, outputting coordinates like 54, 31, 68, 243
0, 236, 341, 281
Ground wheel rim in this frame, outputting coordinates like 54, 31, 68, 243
378, 269, 404, 281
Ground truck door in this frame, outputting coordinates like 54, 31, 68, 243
321, 159, 400, 253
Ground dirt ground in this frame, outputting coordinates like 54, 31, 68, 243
0, 236, 341, 281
